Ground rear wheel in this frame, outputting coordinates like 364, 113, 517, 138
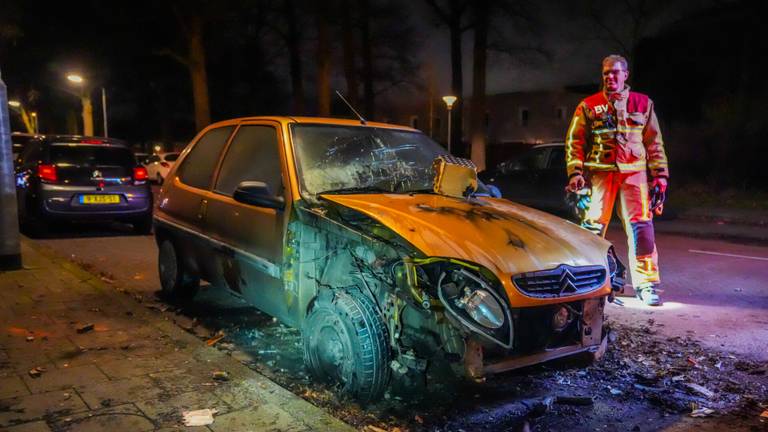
158, 239, 199, 303
303, 289, 390, 404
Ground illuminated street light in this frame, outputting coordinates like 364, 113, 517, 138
442, 95, 458, 154
30, 112, 38, 134
67, 74, 84, 84
8, 100, 20, 108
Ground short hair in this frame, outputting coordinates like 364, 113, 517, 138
602, 55, 628, 71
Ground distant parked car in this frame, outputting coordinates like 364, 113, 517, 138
145, 152, 179, 184
11, 132, 37, 164
480, 143, 569, 215
134, 152, 150, 166
15, 135, 153, 235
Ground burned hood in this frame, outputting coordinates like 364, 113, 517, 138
321, 193, 611, 276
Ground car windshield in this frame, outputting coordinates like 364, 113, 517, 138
291, 124, 449, 197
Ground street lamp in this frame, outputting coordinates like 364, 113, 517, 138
442, 95, 457, 154
66, 73, 107, 137
8, 100, 20, 108
30, 112, 38, 134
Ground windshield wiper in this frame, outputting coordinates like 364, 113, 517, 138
318, 186, 394, 195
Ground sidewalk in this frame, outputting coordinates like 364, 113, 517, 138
0, 240, 353, 432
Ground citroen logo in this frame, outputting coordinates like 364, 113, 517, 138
558, 268, 578, 295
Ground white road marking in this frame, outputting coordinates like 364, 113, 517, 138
688, 249, 768, 261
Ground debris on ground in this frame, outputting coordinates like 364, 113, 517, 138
685, 383, 715, 399
760, 409, 768, 419
363, 426, 389, 432
25, 335, 34, 342
28, 366, 46, 378
76, 323, 95, 334
205, 331, 225, 346
555, 395, 595, 406
212, 371, 230, 381
690, 407, 715, 417
182, 408, 218, 426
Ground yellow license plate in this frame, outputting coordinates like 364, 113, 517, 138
80, 194, 120, 204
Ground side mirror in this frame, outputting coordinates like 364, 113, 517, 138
233, 181, 285, 210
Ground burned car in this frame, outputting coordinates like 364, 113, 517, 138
153, 117, 624, 403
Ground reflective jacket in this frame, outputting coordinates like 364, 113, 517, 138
565, 87, 669, 178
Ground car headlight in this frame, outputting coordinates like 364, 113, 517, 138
437, 267, 513, 348
456, 288, 504, 329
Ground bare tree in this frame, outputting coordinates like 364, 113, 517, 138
425, 0, 472, 152
315, 5, 332, 116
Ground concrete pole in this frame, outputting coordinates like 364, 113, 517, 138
447, 106, 452, 155
0, 68, 22, 270
101, 87, 108, 138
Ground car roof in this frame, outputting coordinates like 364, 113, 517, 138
39, 135, 128, 147
532, 142, 564, 149
205, 116, 420, 133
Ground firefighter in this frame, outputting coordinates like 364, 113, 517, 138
565, 54, 669, 306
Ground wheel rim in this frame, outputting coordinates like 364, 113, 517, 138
159, 242, 177, 292
312, 320, 354, 384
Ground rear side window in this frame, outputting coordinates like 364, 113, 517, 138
214, 125, 282, 197
548, 147, 565, 169
49, 145, 134, 167
178, 126, 234, 190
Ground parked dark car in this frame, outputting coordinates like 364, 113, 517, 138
15, 135, 153, 235
480, 143, 569, 215
11, 132, 37, 164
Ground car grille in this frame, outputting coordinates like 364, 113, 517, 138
512, 264, 606, 298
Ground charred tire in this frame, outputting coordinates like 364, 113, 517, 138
303, 289, 390, 404
158, 239, 199, 303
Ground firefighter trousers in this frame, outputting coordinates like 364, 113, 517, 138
581, 170, 660, 289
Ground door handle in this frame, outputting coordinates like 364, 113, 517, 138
197, 199, 208, 220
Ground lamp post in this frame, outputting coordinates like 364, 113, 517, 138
7, 100, 35, 134
30, 112, 38, 134
67, 73, 95, 136
442, 95, 457, 154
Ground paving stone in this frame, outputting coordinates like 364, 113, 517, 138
49, 403, 155, 432
21, 364, 109, 394
96, 353, 187, 379
3, 420, 52, 432
47, 345, 127, 369
75, 376, 165, 410
0, 375, 29, 399
0, 390, 88, 428
209, 404, 310, 432
135, 390, 230, 428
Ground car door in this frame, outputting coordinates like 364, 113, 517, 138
159, 125, 235, 284
204, 121, 292, 323
526, 146, 568, 212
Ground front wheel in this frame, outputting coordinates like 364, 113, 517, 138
158, 239, 199, 303
303, 289, 390, 404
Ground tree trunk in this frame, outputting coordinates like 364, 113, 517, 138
359, 0, 375, 119
81, 95, 94, 136
285, 0, 305, 114
0, 69, 21, 270
316, 7, 332, 116
469, 0, 488, 171
341, 0, 359, 108
187, 16, 211, 131
448, 8, 463, 155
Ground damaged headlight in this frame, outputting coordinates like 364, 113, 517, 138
437, 267, 513, 348
607, 246, 626, 292
456, 287, 504, 329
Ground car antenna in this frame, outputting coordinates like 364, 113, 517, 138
335, 90, 367, 125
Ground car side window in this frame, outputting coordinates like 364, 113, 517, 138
548, 148, 565, 169
147, 155, 160, 163
178, 126, 234, 190
214, 125, 283, 197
